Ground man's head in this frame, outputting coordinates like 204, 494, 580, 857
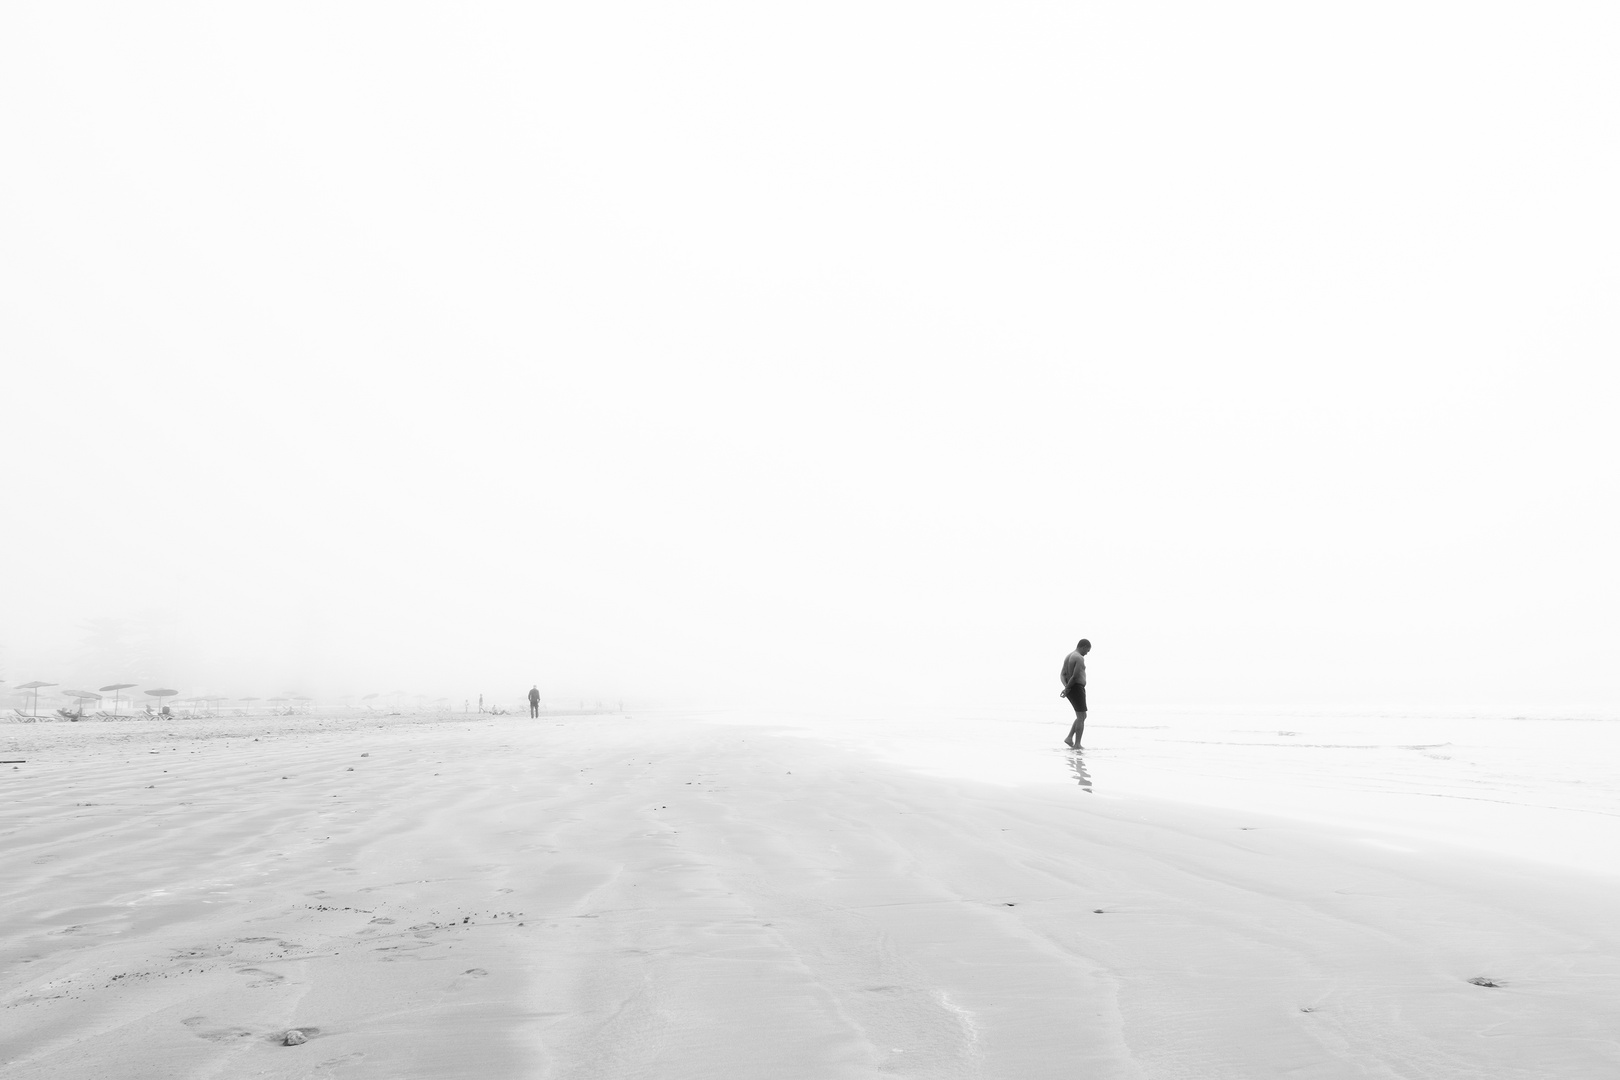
1077, 638, 1091, 654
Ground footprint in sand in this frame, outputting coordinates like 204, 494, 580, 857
235, 967, 286, 987
312, 1051, 365, 1075
377, 944, 438, 962
172, 944, 234, 960
236, 936, 279, 943
183, 1016, 257, 1042
367, 917, 395, 925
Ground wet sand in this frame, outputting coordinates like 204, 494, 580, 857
3, 710, 1617, 1078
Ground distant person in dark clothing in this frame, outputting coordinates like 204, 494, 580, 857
528, 685, 540, 718
1061, 638, 1090, 748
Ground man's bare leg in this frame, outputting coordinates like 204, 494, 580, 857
1065, 712, 1086, 749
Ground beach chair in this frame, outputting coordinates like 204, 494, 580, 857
11, 709, 39, 723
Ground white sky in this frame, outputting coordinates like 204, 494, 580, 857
3, 1, 1617, 713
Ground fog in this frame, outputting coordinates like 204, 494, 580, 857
4, 2, 1618, 715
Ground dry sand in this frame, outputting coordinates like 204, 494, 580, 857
2, 710, 1616, 1078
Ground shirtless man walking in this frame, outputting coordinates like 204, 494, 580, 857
1060, 638, 1090, 748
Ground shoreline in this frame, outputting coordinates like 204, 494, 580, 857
4, 710, 1617, 1077
700, 704, 1620, 877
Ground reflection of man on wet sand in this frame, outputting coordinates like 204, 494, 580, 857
1069, 753, 1093, 792
528, 685, 540, 718
1061, 638, 1090, 748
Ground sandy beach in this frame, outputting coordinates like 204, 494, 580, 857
3, 709, 1617, 1079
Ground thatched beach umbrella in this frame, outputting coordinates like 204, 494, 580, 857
361, 693, 379, 709
144, 688, 179, 713
18, 681, 57, 715
238, 696, 260, 715
99, 683, 137, 713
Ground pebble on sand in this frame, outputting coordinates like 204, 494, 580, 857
282, 1029, 308, 1046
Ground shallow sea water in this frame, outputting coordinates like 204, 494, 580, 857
702, 703, 1620, 875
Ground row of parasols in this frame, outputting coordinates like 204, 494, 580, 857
6, 681, 330, 716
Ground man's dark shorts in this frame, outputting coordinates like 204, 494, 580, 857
1065, 683, 1087, 712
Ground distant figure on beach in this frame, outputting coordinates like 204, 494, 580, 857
528, 685, 540, 718
1061, 638, 1090, 748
